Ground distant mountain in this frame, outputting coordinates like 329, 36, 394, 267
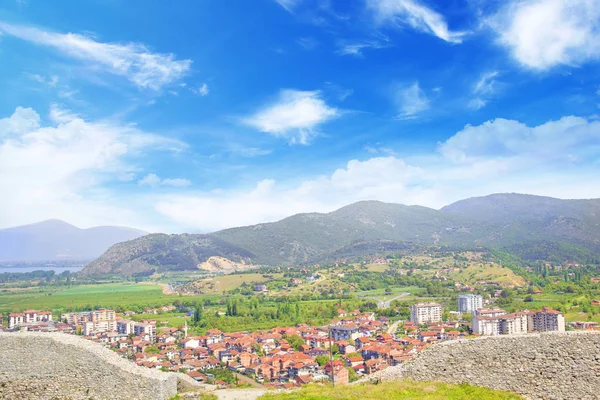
82, 194, 600, 276
0, 219, 147, 261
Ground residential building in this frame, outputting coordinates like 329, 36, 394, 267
472, 308, 528, 336
457, 294, 483, 313
117, 319, 157, 342
8, 310, 53, 329
529, 308, 565, 332
410, 303, 442, 325
62, 309, 117, 335
330, 325, 359, 342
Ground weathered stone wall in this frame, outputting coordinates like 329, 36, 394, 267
0, 332, 179, 400
373, 331, 600, 400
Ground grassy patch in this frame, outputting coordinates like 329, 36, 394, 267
196, 273, 282, 293
259, 381, 522, 400
448, 264, 526, 287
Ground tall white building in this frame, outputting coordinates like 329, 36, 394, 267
410, 303, 442, 324
117, 319, 157, 342
458, 294, 483, 313
8, 310, 52, 329
529, 308, 565, 332
62, 308, 116, 335
472, 308, 528, 336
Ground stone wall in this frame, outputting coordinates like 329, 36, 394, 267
372, 331, 600, 400
0, 332, 180, 400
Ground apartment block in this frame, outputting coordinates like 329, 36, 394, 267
410, 303, 442, 324
472, 308, 528, 336
62, 308, 117, 335
8, 310, 53, 329
529, 308, 565, 332
457, 294, 483, 313
117, 319, 156, 342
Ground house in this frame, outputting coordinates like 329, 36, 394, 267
254, 284, 268, 293
325, 360, 349, 385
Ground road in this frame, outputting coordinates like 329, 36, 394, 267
373, 292, 410, 309
387, 320, 401, 334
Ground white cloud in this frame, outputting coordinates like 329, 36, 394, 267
243, 89, 340, 144
49, 103, 79, 124
0, 21, 191, 90
28, 73, 59, 87
297, 37, 318, 50
368, 0, 466, 43
490, 0, 600, 69
199, 83, 209, 96
0, 106, 40, 136
474, 71, 499, 95
0, 106, 185, 229
468, 98, 487, 110
468, 71, 500, 110
395, 82, 429, 119
438, 115, 600, 163
275, 0, 302, 13
336, 41, 388, 57
139, 173, 191, 188
154, 115, 600, 232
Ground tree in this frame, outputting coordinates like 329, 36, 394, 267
285, 334, 304, 351
331, 344, 340, 355
193, 303, 203, 326
144, 345, 160, 354
315, 355, 329, 366
346, 367, 359, 382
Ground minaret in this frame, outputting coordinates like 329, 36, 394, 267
184, 318, 188, 339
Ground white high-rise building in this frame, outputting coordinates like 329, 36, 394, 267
458, 294, 483, 313
472, 308, 528, 336
410, 303, 442, 324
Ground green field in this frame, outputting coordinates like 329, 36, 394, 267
447, 264, 526, 287
0, 283, 175, 315
259, 381, 522, 400
197, 273, 283, 293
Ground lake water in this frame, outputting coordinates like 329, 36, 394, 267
0, 266, 85, 274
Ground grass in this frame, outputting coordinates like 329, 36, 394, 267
448, 264, 526, 287
196, 273, 283, 292
0, 283, 175, 314
258, 381, 522, 400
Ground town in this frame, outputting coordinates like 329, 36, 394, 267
0, 293, 570, 389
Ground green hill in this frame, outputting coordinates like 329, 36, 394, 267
81, 194, 600, 276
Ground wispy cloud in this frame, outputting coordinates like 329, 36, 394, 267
48, 103, 79, 124
225, 145, 272, 158
336, 40, 389, 57
368, 0, 467, 43
469, 71, 500, 110
243, 89, 340, 144
394, 81, 429, 119
139, 173, 191, 188
199, 83, 209, 96
0, 21, 191, 90
489, 0, 600, 69
365, 143, 397, 156
297, 37, 318, 50
324, 82, 353, 101
275, 0, 302, 13
27, 73, 59, 87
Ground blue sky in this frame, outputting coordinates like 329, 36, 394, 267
1, 0, 599, 232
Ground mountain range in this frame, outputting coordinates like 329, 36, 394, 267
81, 193, 600, 276
0, 220, 147, 262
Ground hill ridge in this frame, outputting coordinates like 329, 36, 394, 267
81, 193, 600, 276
